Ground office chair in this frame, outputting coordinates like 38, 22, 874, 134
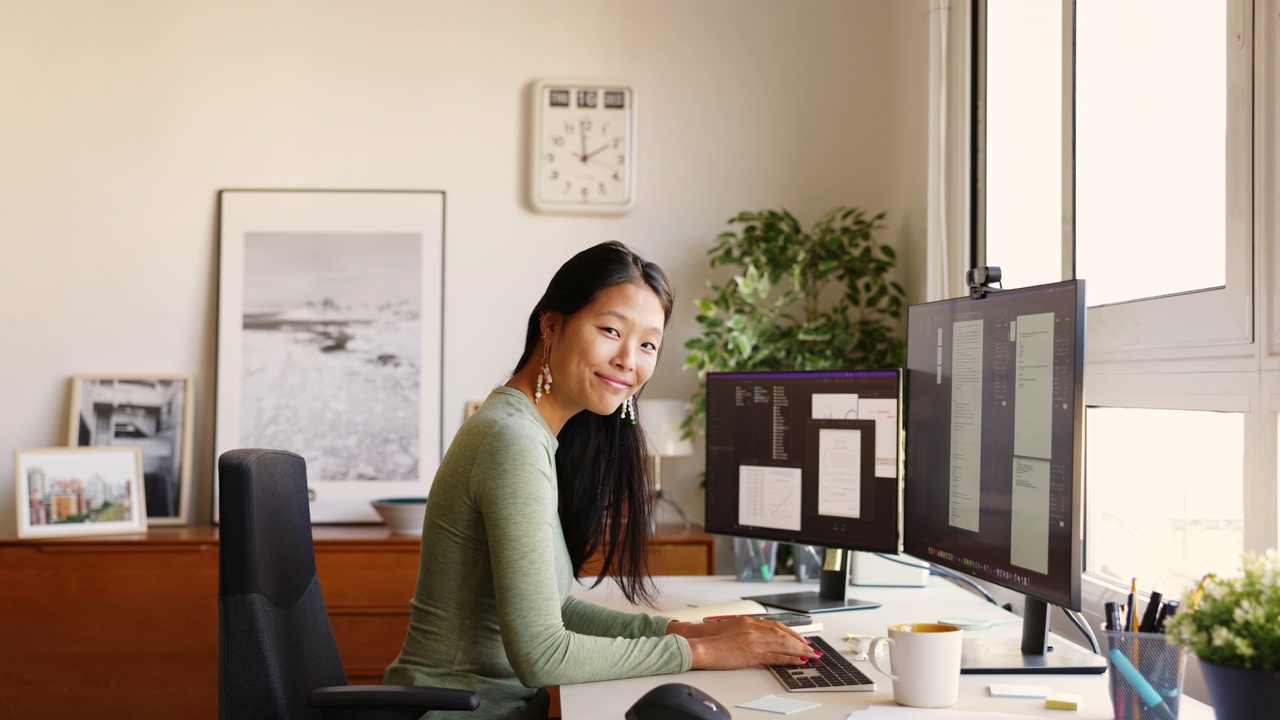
218, 448, 479, 719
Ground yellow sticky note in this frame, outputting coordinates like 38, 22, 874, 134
822, 548, 844, 572
1044, 693, 1082, 711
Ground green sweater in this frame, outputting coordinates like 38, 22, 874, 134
384, 387, 692, 719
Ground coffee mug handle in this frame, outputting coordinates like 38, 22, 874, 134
868, 636, 897, 681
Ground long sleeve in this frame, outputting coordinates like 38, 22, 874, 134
473, 424, 691, 688
560, 595, 673, 639
384, 387, 691, 720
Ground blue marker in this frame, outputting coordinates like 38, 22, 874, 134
1108, 649, 1176, 720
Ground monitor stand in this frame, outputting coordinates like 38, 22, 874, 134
742, 549, 883, 614
960, 596, 1107, 674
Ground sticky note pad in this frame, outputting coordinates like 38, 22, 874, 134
989, 683, 1052, 698
1045, 693, 1082, 711
737, 694, 822, 714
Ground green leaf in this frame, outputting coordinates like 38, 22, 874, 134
681, 204, 906, 439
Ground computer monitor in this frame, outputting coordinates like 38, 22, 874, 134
903, 278, 1105, 673
703, 369, 902, 613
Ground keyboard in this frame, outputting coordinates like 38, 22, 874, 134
766, 635, 877, 693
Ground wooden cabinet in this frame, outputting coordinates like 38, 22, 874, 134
0, 525, 713, 718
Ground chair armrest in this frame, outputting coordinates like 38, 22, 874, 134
308, 684, 479, 716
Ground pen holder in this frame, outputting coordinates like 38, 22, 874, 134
791, 543, 823, 583
1103, 629, 1186, 720
733, 537, 777, 582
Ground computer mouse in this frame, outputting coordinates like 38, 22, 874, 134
624, 682, 732, 720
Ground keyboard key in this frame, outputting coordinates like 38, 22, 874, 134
765, 636, 876, 693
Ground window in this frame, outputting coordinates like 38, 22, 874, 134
982, 0, 1064, 288
1076, 2, 1229, 308
1086, 407, 1245, 599
971, 0, 1276, 611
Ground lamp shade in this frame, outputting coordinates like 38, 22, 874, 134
637, 399, 694, 457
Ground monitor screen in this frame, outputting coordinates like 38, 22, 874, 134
703, 369, 902, 554
901, 279, 1103, 673
903, 279, 1086, 611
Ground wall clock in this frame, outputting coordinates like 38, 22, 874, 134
529, 79, 635, 214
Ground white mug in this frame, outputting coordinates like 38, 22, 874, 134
868, 623, 963, 708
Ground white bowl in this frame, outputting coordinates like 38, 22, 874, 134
370, 498, 427, 536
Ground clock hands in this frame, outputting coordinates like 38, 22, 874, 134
568, 117, 615, 164
582, 143, 611, 161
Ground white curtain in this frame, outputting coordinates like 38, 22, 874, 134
927, 0, 972, 301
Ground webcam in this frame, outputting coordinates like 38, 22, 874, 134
966, 266, 1003, 299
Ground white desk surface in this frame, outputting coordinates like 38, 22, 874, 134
563, 576, 1212, 720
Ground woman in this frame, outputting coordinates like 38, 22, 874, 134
385, 241, 815, 719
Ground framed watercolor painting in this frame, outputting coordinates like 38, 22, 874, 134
67, 375, 194, 526
15, 447, 148, 538
215, 190, 444, 523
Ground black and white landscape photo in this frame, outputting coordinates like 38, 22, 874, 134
239, 232, 422, 483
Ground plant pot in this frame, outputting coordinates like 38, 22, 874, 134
1199, 657, 1280, 719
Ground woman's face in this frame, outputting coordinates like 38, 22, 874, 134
545, 281, 666, 417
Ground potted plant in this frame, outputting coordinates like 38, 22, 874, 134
681, 206, 907, 578
1166, 550, 1280, 718
681, 206, 907, 438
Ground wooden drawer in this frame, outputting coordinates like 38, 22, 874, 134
582, 526, 716, 577
0, 533, 219, 720
0, 525, 714, 717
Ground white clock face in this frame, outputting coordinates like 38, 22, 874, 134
531, 82, 634, 213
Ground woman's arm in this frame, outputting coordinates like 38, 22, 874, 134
560, 594, 670, 639
472, 424, 691, 687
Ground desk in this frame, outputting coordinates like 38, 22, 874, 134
562, 576, 1213, 720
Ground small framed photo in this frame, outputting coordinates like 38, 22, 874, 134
15, 447, 148, 538
67, 375, 195, 526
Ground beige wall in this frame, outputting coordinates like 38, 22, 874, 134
0, 0, 930, 535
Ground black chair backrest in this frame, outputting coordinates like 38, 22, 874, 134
219, 448, 347, 720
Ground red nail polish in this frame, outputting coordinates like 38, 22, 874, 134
814, 650, 824, 656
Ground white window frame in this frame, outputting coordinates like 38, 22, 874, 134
1085, 0, 1255, 361
950, 1, 1280, 660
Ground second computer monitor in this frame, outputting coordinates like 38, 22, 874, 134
902, 279, 1104, 673
703, 369, 902, 554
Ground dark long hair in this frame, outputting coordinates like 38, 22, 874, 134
511, 241, 674, 605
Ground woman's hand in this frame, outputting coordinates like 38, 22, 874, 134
667, 618, 818, 670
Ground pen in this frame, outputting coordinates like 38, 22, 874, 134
1155, 601, 1179, 634
1104, 601, 1122, 632
1109, 648, 1178, 720
1125, 578, 1138, 632
1139, 591, 1163, 633
1191, 574, 1209, 610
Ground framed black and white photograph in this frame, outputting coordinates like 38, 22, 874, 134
67, 375, 194, 526
15, 447, 148, 538
215, 190, 444, 523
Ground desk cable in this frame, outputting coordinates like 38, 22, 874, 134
872, 552, 998, 605
1061, 606, 1102, 655
872, 553, 1101, 656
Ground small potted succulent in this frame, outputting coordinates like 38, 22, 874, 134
1166, 549, 1280, 719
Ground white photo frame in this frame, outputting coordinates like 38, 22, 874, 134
215, 190, 444, 523
67, 375, 194, 526
15, 447, 148, 538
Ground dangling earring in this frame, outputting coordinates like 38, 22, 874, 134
620, 396, 636, 424
534, 341, 552, 404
